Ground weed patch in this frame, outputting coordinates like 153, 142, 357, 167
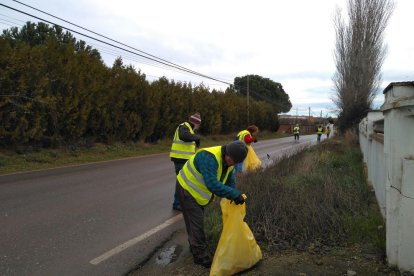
205, 137, 385, 257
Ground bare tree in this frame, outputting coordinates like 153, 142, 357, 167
333, 0, 394, 132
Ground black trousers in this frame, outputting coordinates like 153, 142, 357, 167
172, 162, 185, 207
317, 134, 322, 142
176, 182, 210, 260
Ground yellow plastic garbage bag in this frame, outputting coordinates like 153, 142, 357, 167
244, 145, 261, 172
210, 198, 262, 276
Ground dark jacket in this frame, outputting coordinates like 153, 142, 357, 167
171, 122, 200, 163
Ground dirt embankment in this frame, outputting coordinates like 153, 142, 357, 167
132, 229, 400, 276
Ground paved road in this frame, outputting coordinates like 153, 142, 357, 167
253, 134, 318, 166
0, 135, 320, 276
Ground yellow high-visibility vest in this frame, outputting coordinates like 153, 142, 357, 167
294, 126, 299, 134
177, 146, 233, 206
237, 130, 250, 143
170, 122, 196, 160
317, 127, 323, 134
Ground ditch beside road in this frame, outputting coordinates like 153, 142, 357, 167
132, 229, 393, 276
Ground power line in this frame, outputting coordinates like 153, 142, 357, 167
0, 22, 285, 103
0, 12, 26, 23
0, 16, 228, 89
0, 17, 230, 90
10, 0, 221, 82
1, 5, 288, 99
0, 15, 198, 79
0, 19, 17, 27
0, 2, 233, 86
1, 5, 292, 103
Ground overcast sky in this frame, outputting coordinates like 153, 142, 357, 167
1, 0, 413, 117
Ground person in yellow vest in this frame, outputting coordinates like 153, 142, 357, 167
317, 125, 323, 143
176, 140, 248, 268
234, 125, 259, 172
170, 112, 201, 211
325, 125, 331, 139
293, 124, 300, 142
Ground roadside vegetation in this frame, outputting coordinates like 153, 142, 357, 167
0, 131, 288, 175
1, 22, 291, 150
204, 136, 386, 270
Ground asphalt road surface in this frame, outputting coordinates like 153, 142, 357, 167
0, 134, 320, 276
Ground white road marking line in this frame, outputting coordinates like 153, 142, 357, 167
90, 214, 183, 265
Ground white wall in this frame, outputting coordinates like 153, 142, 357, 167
359, 111, 385, 216
360, 81, 414, 272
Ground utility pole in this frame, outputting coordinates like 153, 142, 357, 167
308, 107, 311, 119
247, 75, 249, 125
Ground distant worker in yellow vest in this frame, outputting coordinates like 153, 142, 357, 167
176, 140, 248, 268
234, 125, 259, 172
170, 112, 201, 211
293, 124, 300, 142
325, 125, 331, 139
317, 125, 323, 143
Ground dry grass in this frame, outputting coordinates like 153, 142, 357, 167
205, 137, 385, 256
344, 128, 359, 145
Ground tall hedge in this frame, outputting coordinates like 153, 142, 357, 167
0, 22, 284, 148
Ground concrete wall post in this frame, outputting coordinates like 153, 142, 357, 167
381, 82, 414, 272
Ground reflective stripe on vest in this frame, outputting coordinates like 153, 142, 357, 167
237, 130, 250, 143
170, 122, 196, 159
177, 146, 233, 206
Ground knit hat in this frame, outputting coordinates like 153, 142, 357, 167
189, 112, 202, 125
225, 141, 248, 164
